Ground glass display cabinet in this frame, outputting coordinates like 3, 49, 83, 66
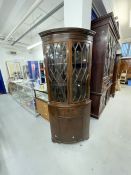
34, 88, 49, 120
34, 89, 48, 102
40, 28, 95, 143
8, 81, 36, 116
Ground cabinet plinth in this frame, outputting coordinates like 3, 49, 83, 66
40, 28, 95, 143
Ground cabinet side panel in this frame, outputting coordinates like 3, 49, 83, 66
91, 25, 108, 93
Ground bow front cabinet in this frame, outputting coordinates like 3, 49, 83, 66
40, 28, 95, 143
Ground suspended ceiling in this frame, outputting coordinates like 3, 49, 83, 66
0, 0, 64, 47
0, 0, 131, 49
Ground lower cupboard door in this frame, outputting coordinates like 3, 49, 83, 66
58, 117, 83, 142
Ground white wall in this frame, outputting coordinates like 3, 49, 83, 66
102, 0, 113, 13
64, 0, 92, 29
31, 44, 44, 61
0, 44, 34, 91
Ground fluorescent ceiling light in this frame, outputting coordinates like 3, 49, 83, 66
27, 41, 42, 50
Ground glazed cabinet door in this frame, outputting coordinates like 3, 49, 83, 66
104, 31, 116, 78
71, 41, 91, 103
44, 42, 68, 103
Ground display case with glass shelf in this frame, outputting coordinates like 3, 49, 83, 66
8, 81, 36, 116
40, 28, 95, 143
34, 89, 48, 102
34, 89, 49, 120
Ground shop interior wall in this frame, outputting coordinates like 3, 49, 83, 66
0, 45, 36, 91
31, 45, 44, 61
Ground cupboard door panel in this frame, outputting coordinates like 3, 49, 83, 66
45, 42, 67, 102
72, 42, 90, 102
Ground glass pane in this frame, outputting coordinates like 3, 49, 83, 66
109, 40, 116, 74
104, 34, 116, 76
121, 42, 131, 57
72, 42, 90, 102
45, 42, 67, 102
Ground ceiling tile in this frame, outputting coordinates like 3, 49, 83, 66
39, 0, 63, 13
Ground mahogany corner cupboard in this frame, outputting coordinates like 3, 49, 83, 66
91, 13, 120, 119
39, 28, 95, 143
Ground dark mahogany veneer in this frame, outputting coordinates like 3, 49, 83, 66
40, 28, 95, 143
91, 13, 120, 119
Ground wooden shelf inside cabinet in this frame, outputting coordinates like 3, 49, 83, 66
39, 27, 95, 143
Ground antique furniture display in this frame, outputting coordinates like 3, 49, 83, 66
110, 53, 122, 97
91, 13, 120, 119
119, 58, 131, 80
120, 70, 127, 84
40, 28, 95, 143
34, 88, 49, 120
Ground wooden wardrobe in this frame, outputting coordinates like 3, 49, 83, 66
90, 13, 120, 119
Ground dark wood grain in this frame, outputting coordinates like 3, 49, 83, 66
91, 13, 120, 119
40, 28, 95, 143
